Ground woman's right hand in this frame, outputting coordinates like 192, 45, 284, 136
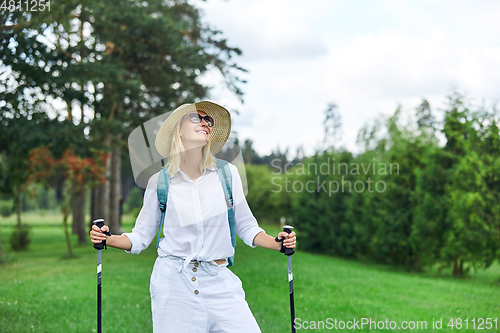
90, 224, 110, 244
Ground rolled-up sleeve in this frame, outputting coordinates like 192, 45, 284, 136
230, 164, 264, 248
122, 172, 161, 254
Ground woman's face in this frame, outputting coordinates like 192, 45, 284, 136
179, 110, 212, 148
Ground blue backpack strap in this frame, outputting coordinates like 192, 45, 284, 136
215, 158, 236, 267
156, 167, 171, 249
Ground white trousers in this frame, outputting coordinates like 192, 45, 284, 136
150, 256, 262, 333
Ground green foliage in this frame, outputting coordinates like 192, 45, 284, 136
410, 147, 454, 266
245, 164, 291, 224
0, 200, 12, 217
240, 139, 291, 167
290, 150, 359, 257
1, 0, 246, 252
9, 225, 31, 251
0, 113, 89, 196
436, 98, 500, 274
285, 93, 500, 275
363, 108, 429, 268
123, 186, 143, 214
1, 0, 245, 130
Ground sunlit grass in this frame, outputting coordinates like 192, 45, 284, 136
0, 210, 66, 227
0, 215, 499, 332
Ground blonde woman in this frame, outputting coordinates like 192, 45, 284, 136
90, 101, 296, 333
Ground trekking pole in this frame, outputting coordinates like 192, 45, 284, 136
280, 225, 296, 333
93, 219, 111, 333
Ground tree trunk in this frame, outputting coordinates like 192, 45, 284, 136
72, 187, 87, 243
0, 224, 3, 262
80, 103, 85, 124
67, 100, 72, 123
109, 135, 122, 234
414, 257, 420, 271
97, 137, 112, 226
453, 259, 460, 276
89, 187, 100, 230
15, 188, 21, 236
72, 188, 77, 235
62, 207, 74, 258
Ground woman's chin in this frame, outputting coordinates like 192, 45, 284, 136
183, 136, 209, 146
186, 141, 209, 150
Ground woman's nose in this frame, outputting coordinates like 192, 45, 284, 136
200, 119, 210, 128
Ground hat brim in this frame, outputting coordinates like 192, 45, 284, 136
154, 101, 231, 158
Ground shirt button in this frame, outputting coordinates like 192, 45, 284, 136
194, 290, 199, 295
191, 277, 196, 282
194, 262, 199, 267
192, 267, 197, 272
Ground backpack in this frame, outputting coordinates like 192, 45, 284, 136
156, 158, 237, 267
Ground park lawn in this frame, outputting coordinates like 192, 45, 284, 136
0, 215, 498, 332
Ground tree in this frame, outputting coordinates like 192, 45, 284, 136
357, 107, 429, 268
242, 139, 262, 164
290, 149, 356, 256
323, 102, 342, 149
410, 93, 500, 275
440, 97, 500, 275
411, 147, 454, 268
416, 99, 436, 132
0, 153, 8, 261
26, 147, 107, 257
0, 112, 89, 249
1, 0, 246, 232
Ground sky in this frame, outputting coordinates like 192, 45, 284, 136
194, 0, 500, 157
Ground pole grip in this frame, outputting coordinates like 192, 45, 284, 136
93, 219, 109, 250
282, 225, 295, 256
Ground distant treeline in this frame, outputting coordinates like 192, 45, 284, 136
244, 93, 500, 276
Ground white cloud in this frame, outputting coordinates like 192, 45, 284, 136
195, 0, 500, 157
198, 0, 330, 61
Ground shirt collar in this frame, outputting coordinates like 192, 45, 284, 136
170, 165, 217, 179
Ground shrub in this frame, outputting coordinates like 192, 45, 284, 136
0, 200, 12, 217
10, 225, 32, 251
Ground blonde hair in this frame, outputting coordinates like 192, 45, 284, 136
164, 114, 216, 176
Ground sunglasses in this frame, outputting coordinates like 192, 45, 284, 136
187, 112, 214, 127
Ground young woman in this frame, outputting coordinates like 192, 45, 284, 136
90, 101, 296, 333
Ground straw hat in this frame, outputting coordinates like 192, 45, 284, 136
154, 101, 231, 158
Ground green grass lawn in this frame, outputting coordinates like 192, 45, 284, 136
0, 214, 499, 332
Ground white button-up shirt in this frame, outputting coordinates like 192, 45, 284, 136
123, 163, 264, 265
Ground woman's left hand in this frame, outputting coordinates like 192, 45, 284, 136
277, 231, 296, 249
